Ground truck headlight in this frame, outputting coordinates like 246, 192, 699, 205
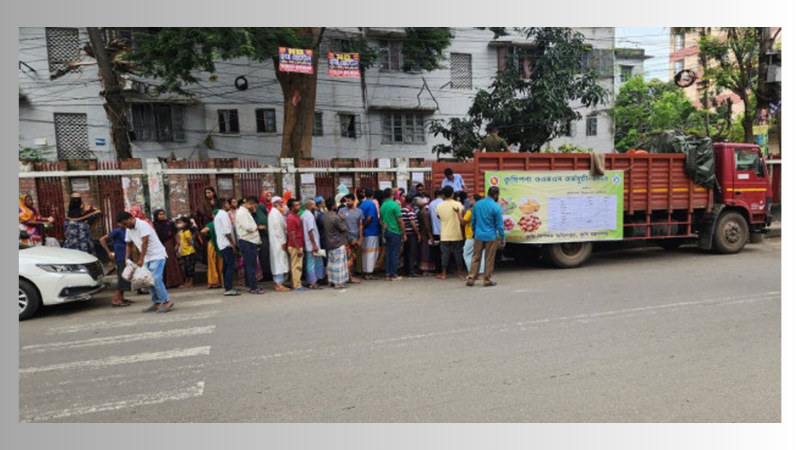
36, 264, 88, 274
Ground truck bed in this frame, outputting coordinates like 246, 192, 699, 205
433, 153, 713, 215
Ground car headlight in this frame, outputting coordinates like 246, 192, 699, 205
36, 264, 89, 274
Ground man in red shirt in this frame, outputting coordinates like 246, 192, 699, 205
286, 199, 307, 292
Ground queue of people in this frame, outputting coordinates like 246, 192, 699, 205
20, 167, 506, 313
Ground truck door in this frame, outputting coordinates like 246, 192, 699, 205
732, 146, 769, 217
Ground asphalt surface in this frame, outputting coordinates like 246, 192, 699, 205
19, 239, 781, 422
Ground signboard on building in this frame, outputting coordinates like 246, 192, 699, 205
328, 52, 360, 78
279, 47, 314, 74
485, 170, 624, 244
71, 178, 91, 192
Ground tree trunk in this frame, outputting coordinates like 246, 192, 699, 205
275, 69, 318, 160
273, 27, 324, 161
742, 91, 754, 144
86, 27, 132, 160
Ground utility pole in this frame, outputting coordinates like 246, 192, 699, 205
86, 27, 133, 160
698, 28, 710, 137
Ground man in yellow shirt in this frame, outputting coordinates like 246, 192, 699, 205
435, 186, 466, 280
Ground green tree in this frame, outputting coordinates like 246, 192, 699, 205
699, 27, 761, 144
614, 75, 702, 151
431, 27, 608, 159
129, 27, 453, 159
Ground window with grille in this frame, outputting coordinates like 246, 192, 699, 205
256, 109, 277, 133
382, 112, 426, 144
586, 116, 598, 137
129, 104, 186, 142
620, 65, 634, 83
54, 113, 93, 159
674, 33, 685, 51
46, 28, 82, 74
380, 40, 402, 71
218, 109, 240, 134
340, 114, 360, 138
496, 47, 531, 79
450, 53, 473, 89
313, 112, 323, 136
674, 60, 685, 77
582, 48, 615, 77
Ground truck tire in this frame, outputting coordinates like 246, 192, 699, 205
19, 279, 41, 321
713, 211, 749, 254
546, 242, 593, 268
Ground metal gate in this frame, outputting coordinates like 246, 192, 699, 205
355, 159, 378, 192
97, 160, 126, 234
187, 159, 211, 225
34, 163, 66, 241
311, 159, 336, 199
240, 159, 262, 199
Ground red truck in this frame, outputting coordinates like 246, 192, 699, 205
432, 143, 773, 268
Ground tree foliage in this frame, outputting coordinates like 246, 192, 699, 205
431, 27, 608, 159
614, 75, 746, 151
128, 28, 453, 159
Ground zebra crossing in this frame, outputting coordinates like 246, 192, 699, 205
19, 297, 223, 423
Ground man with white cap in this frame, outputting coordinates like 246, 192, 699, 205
268, 196, 290, 292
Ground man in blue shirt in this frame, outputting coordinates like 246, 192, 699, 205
466, 186, 505, 287
358, 188, 381, 280
427, 189, 444, 273
441, 167, 467, 193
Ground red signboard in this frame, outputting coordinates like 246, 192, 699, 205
328, 52, 360, 78
279, 47, 314, 74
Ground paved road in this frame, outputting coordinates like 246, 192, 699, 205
19, 240, 781, 422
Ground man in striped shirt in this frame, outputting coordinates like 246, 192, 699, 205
401, 194, 422, 277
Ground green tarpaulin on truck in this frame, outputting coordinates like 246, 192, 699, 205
643, 131, 720, 191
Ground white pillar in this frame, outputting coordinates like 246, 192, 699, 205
280, 158, 296, 195
396, 157, 409, 192
145, 158, 165, 212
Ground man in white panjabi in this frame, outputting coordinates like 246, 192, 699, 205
267, 197, 290, 292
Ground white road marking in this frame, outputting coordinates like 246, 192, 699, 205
20, 346, 211, 375
23, 326, 216, 353
46, 311, 219, 335
20, 381, 205, 422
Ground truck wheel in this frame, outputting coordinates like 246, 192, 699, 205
547, 242, 592, 268
19, 279, 41, 321
713, 211, 749, 254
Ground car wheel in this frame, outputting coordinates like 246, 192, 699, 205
19, 279, 41, 321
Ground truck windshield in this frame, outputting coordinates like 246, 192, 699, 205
735, 149, 765, 177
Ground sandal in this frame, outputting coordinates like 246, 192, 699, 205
158, 304, 174, 313
111, 302, 131, 308
142, 305, 159, 313
249, 288, 265, 295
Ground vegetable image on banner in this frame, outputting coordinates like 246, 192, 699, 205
279, 47, 314, 74
486, 170, 624, 244
328, 52, 360, 78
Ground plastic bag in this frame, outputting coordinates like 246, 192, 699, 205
131, 264, 155, 291
122, 260, 137, 281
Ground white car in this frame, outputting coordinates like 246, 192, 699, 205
19, 244, 107, 320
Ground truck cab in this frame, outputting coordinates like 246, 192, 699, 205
714, 143, 773, 232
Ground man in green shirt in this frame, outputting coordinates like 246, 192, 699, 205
478, 125, 511, 152
380, 188, 406, 281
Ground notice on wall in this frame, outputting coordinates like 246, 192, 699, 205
485, 170, 624, 244
328, 52, 360, 78
71, 178, 91, 192
279, 47, 314, 74
379, 181, 393, 191
411, 172, 425, 183
300, 184, 317, 201
300, 173, 316, 184
378, 158, 391, 169
339, 176, 354, 188
217, 177, 233, 192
